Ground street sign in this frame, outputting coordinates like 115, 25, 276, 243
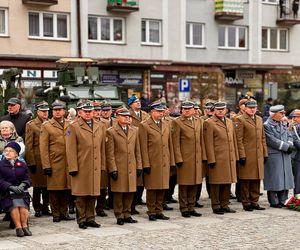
179, 79, 191, 92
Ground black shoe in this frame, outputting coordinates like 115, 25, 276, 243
167, 197, 178, 204
78, 222, 87, 229
195, 202, 204, 208
148, 215, 157, 221
124, 217, 138, 223
270, 204, 282, 208
69, 207, 75, 214
35, 211, 42, 217
189, 210, 202, 217
181, 211, 191, 218
213, 208, 224, 215
86, 220, 101, 228
16, 228, 24, 237
22, 227, 32, 236
230, 194, 236, 199
251, 204, 265, 210
9, 219, 15, 229
163, 204, 173, 211
60, 215, 75, 221
42, 210, 52, 216
136, 199, 146, 205
131, 209, 140, 215
259, 193, 263, 196
243, 205, 253, 212
117, 218, 124, 225
96, 210, 108, 217
221, 207, 236, 213
155, 214, 170, 220
53, 217, 61, 223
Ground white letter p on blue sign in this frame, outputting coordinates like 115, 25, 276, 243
179, 79, 191, 92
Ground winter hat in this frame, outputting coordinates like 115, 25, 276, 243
4, 142, 21, 155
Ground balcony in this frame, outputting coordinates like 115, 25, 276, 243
215, 0, 244, 21
22, 0, 58, 5
276, 0, 300, 25
107, 0, 139, 13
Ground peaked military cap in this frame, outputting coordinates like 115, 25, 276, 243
204, 101, 215, 109
7, 97, 21, 105
92, 101, 102, 110
292, 109, 300, 117
128, 95, 139, 106
245, 100, 257, 108
81, 101, 94, 111
150, 100, 166, 111
270, 105, 285, 113
51, 100, 66, 109
36, 101, 49, 111
101, 102, 112, 111
115, 106, 131, 116
214, 101, 227, 110
181, 100, 195, 109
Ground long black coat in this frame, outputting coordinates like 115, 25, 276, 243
0, 159, 31, 211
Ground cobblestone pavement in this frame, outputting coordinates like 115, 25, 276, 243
0, 184, 299, 250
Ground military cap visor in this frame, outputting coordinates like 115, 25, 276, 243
52, 101, 66, 109
128, 95, 139, 106
270, 105, 285, 113
214, 102, 227, 109
150, 102, 166, 111
204, 102, 214, 109
115, 107, 131, 116
245, 100, 257, 108
81, 103, 94, 111
101, 104, 112, 111
7, 97, 21, 105
181, 101, 195, 109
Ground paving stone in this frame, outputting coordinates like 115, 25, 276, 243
82, 226, 133, 237
130, 221, 182, 231
0, 241, 25, 250
29, 233, 81, 245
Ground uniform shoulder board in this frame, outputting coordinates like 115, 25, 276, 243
107, 127, 113, 131
42, 120, 49, 124
27, 120, 34, 124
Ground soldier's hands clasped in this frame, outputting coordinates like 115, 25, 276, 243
110, 171, 118, 180
239, 158, 246, 166
43, 168, 52, 176
208, 162, 216, 169
176, 162, 183, 168
69, 171, 78, 176
143, 167, 151, 175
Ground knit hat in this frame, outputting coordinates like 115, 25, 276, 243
4, 142, 21, 155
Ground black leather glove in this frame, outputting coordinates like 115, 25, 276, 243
44, 168, 52, 176
109, 171, 118, 181
176, 162, 183, 168
28, 165, 37, 174
208, 162, 216, 169
69, 171, 78, 177
143, 167, 151, 175
202, 160, 207, 164
137, 169, 143, 177
264, 157, 268, 164
9, 186, 23, 194
239, 158, 246, 166
18, 183, 27, 192
287, 145, 295, 154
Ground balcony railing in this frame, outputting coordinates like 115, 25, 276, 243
107, 0, 139, 13
277, 0, 300, 25
22, 0, 58, 5
215, 0, 244, 21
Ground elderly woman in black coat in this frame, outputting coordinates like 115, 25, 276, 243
0, 141, 31, 237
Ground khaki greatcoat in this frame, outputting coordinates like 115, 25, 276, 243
203, 116, 239, 184
129, 108, 149, 186
172, 116, 207, 185
25, 117, 47, 187
139, 118, 175, 190
106, 124, 142, 193
66, 117, 106, 196
235, 113, 268, 180
40, 118, 70, 190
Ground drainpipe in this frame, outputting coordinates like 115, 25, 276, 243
77, 0, 82, 58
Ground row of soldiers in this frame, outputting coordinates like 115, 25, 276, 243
23, 94, 277, 229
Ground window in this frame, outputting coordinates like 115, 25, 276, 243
0, 8, 8, 36
141, 19, 162, 45
218, 25, 247, 49
261, 27, 288, 51
88, 16, 124, 43
28, 11, 69, 40
186, 22, 205, 48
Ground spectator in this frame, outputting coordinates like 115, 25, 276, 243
263, 98, 273, 122
0, 142, 32, 237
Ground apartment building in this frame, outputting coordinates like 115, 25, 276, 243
1, 0, 300, 110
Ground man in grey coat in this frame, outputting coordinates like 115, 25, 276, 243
264, 105, 294, 208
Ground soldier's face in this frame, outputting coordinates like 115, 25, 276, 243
272, 111, 285, 122
294, 116, 300, 123
7, 104, 20, 115
239, 104, 246, 113
93, 110, 101, 119
81, 110, 94, 121
101, 109, 112, 119
37, 110, 49, 120
214, 108, 226, 118
182, 107, 194, 118
151, 110, 164, 121
52, 109, 65, 119
130, 100, 141, 110
245, 107, 257, 116
117, 115, 131, 125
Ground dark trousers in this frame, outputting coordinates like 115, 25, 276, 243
131, 186, 144, 210
240, 179, 260, 207
166, 175, 177, 200
179, 185, 197, 212
210, 184, 231, 210
146, 189, 165, 216
76, 196, 96, 224
49, 190, 69, 218
206, 176, 211, 197
32, 187, 49, 212
96, 188, 107, 213
196, 184, 202, 202
113, 192, 134, 219
267, 190, 289, 206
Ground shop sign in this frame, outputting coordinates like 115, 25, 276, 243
151, 73, 165, 79
22, 70, 41, 78
236, 70, 256, 80
100, 70, 119, 84
225, 77, 244, 86
119, 71, 143, 85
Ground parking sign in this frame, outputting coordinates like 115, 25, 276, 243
179, 79, 191, 92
